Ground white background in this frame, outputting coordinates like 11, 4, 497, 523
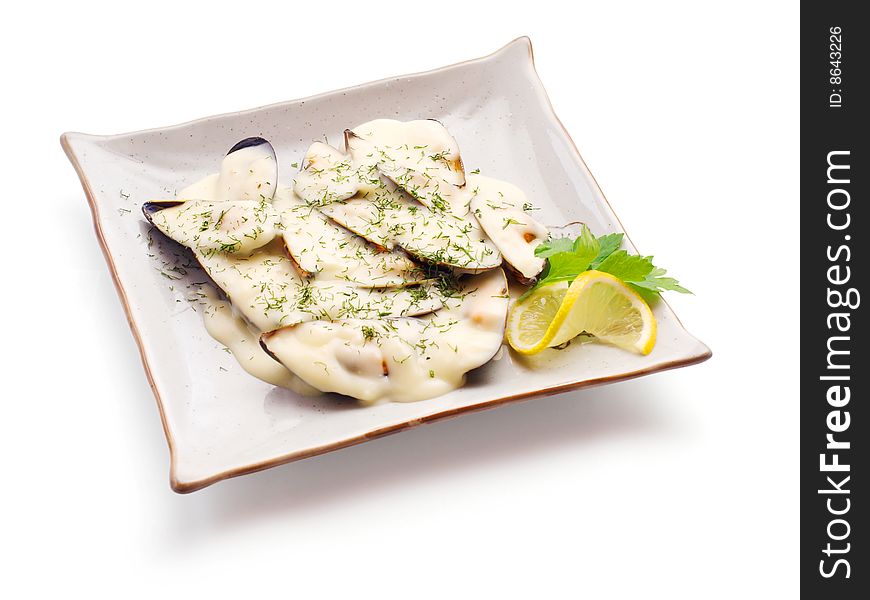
1, 1, 799, 597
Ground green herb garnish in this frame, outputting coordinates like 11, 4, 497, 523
522, 224, 691, 302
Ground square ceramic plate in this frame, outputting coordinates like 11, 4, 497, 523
62, 37, 710, 493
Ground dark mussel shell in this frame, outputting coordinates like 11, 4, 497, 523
227, 136, 275, 157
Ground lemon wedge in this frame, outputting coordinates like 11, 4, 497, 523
507, 270, 657, 355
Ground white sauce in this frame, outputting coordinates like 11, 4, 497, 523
194, 239, 446, 331
200, 290, 321, 396
292, 142, 359, 206
178, 173, 220, 200
179, 143, 277, 202
294, 141, 502, 271
349, 119, 466, 199
146, 120, 551, 403
261, 269, 509, 404
149, 199, 280, 255
468, 174, 548, 280
273, 186, 426, 286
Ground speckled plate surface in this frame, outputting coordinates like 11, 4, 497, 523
61, 37, 711, 493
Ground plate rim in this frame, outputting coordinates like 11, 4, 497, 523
61, 36, 711, 493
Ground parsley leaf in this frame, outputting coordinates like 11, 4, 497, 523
534, 236, 575, 258
522, 226, 690, 302
631, 267, 692, 294
589, 232, 624, 268
572, 224, 599, 257
542, 243, 598, 283
521, 225, 601, 300
594, 250, 655, 282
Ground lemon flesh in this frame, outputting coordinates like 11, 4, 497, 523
507, 270, 657, 355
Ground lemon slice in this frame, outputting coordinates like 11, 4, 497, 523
507, 270, 657, 355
